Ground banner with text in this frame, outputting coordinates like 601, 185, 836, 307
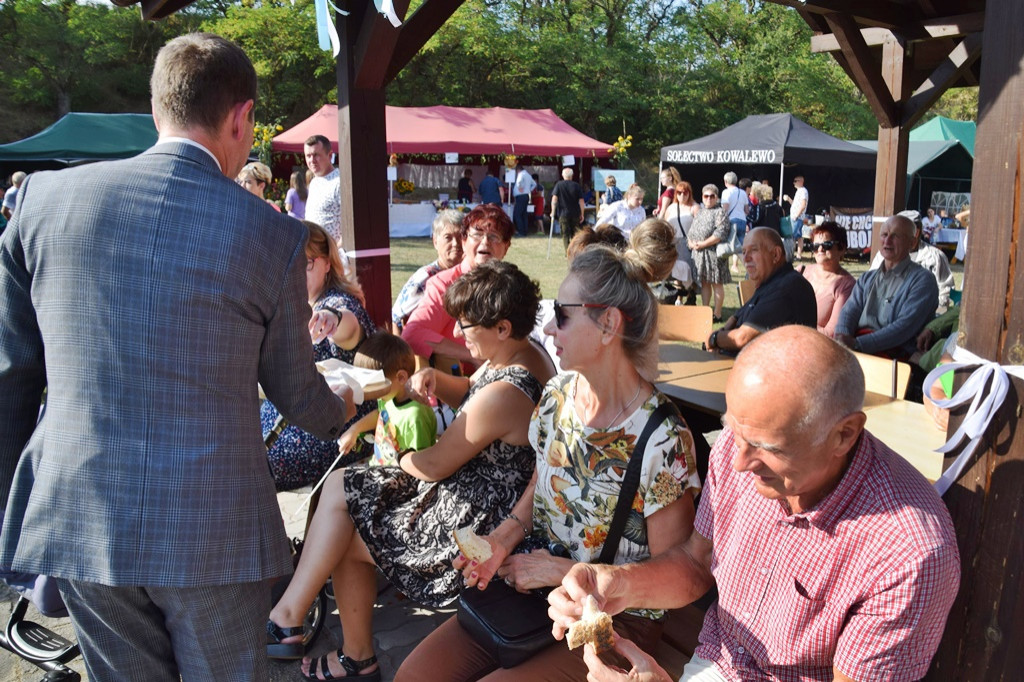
664, 148, 778, 164
831, 207, 873, 251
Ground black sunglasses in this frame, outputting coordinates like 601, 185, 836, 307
552, 301, 632, 329
813, 241, 838, 251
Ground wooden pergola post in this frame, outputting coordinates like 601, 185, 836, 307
928, 0, 1024, 675
330, 0, 465, 326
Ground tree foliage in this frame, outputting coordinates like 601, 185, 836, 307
0, 0, 960, 168
0, 0, 200, 142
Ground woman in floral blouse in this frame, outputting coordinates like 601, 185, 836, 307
398, 244, 701, 682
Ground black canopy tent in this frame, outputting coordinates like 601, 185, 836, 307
659, 114, 878, 210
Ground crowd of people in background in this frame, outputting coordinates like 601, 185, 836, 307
0, 30, 970, 682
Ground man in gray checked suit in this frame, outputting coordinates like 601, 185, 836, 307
0, 34, 355, 681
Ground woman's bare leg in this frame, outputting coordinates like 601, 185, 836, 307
300, 535, 380, 679
269, 470, 355, 633
701, 282, 712, 307
713, 283, 725, 319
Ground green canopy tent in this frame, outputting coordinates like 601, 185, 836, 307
851, 138, 973, 211
909, 115, 976, 157
0, 113, 158, 177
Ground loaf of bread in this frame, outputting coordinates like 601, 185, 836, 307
566, 595, 614, 653
453, 526, 493, 563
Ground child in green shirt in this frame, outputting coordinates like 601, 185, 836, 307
342, 333, 437, 466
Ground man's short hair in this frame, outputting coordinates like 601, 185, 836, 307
305, 135, 331, 153
150, 33, 256, 135
562, 168, 574, 180
354, 333, 416, 377
723, 171, 738, 185
11, 172, 26, 186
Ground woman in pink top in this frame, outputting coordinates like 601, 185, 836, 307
799, 221, 856, 338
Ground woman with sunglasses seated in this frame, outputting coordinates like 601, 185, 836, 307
395, 245, 701, 682
798, 221, 856, 339
267, 260, 555, 681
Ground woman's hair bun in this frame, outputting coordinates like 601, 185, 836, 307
627, 218, 676, 283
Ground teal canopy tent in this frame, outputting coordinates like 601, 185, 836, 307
909, 116, 976, 157
0, 113, 157, 164
852, 136, 973, 211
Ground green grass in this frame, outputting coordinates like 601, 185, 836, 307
388, 236, 965, 322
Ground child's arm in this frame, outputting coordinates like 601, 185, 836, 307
338, 408, 378, 455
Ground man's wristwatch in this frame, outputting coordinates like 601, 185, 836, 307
710, 330, 720, 349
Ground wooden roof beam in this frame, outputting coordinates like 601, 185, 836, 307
384, 0, 466, 84
798, 0, 915, 29
353, 0, 411, 89
811, 12, 986, 53
824, 12, 898, 127
903, 32, 983, 128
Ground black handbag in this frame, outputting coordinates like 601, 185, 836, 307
456, 402, 676, 668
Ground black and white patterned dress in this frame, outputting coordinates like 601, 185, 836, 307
343, 365, 542, 607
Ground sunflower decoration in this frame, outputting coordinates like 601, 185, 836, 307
607, 134, 633, 164
251, 121, 284, 166
394, 178, 416, 196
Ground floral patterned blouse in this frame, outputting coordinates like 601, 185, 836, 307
529, 373, 702, 620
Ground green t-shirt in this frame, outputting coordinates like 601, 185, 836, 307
370, 396, 437, 466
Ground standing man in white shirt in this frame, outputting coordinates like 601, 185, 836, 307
783, 175, 809, 258
512, 163, 536, 237
2, 171, 26, 221
304, 135, 342, 243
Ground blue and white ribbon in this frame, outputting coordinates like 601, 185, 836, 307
924, 345, 1024, 496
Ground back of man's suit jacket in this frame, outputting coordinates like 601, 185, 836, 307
0, 142, 348, 587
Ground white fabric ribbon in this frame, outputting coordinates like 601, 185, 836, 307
924, 345, 1024, 496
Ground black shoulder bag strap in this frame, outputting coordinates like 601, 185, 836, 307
597, 400, 678, 565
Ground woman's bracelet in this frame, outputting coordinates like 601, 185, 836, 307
321, 305, 344, 320
506, 512, 530, 539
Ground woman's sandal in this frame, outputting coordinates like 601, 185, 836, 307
303, 651, 381, 681
266, 619, 305, 660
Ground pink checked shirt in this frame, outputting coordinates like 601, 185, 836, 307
694, 429, 959, 681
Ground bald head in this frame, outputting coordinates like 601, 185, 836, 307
732, 326, 864, 429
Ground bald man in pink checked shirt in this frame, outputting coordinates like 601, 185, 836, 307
549, 325, 959, 682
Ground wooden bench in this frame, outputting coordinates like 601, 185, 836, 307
652, 604, 707, 678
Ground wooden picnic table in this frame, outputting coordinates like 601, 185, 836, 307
655, 343, 946, 482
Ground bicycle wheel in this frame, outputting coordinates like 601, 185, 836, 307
303, 587, 328, 647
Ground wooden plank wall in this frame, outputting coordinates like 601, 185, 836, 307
928, 0, 1024, 676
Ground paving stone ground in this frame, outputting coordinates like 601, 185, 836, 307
0, 488, 453, 682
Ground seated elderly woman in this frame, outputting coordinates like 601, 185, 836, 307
267, 260, 556, 681
237, 161, 281, 211
395, 245, 701, 682
799, 221, 856, 338
263, 221, 376, 490
402, 204, 513, 371
598, 183, 647, 238
391, 209, 464, 333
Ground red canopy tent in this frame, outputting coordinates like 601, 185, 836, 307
273, 104, 612, 157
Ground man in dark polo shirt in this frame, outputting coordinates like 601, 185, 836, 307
707, 227, 816, 354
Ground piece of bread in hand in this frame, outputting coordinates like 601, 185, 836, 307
453, 526, 493, 563
566, 595, 615, 653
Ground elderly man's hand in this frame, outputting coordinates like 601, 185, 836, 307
835, 333, 855, 349
547, 562, 628, 641
582, 636, 674, 682
917, 328, 936, 352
